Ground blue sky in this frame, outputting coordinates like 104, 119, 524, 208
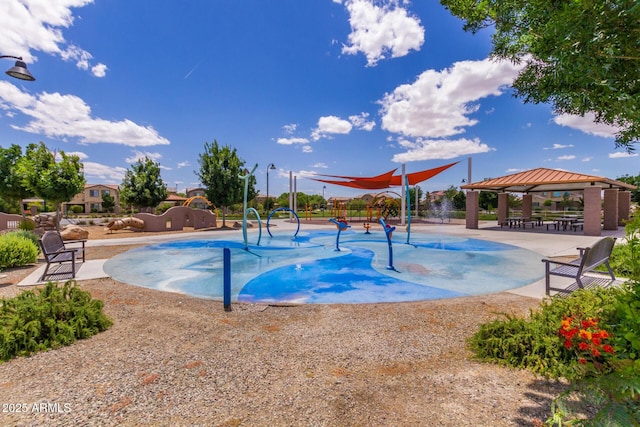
0, 0, 637, 200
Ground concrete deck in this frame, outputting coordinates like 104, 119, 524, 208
18, 219, 628, 299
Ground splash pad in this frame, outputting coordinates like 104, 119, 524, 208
103, 222, 543, 304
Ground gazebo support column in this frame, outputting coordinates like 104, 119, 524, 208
618, 191, 631, 226
583, 187, 602, 236
603, 189, 619, 231
465, 190, 479, 229
497, 193, 509, 226
522, 194, 532, 219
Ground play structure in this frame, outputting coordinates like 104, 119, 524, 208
106, 217, 145, 231
106, 206, 217, 232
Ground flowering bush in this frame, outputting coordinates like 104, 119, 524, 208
559, 316, 615, 373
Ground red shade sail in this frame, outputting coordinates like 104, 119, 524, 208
309, 162, 458, 189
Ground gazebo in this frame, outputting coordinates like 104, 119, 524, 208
461, 168, 637, 236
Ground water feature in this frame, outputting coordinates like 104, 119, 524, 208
103, 228, 544, 304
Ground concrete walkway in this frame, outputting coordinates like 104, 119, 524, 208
18, 219, 628, 299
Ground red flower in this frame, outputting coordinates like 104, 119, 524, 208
578, 358, 587, 364
592, 348, 601, 357
564, 340, 573, 349
602, 344, 615, 354
578, 342, 589, 351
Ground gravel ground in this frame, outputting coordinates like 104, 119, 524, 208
0, 226, 566, 426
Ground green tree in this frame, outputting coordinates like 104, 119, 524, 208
276, 193, 291, 209
120, 157, 168, 213
478, 191, 498, 211
196, 140, 256, 227
452, 190, 466, 211
0, 144, 32, 215
617, 173, 640, 203
440, 0, 640, 149
17, 142, 85, 230
101, 193, 116, 213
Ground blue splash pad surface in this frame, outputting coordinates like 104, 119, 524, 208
103, 230, 544, 304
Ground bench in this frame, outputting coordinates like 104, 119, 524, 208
541, 237, 616, 295
571, 221, 584, 231
39, 230, 86, 281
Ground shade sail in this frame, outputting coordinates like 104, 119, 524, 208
309, 162, 459, 189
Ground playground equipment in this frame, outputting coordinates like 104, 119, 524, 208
106, 217, 145, 231
329, 217, 350, 251
182, 195, 211, 208
239, 164, 262, 250
330, 202, 347, 219
266, 207, 300, 238
378, 217, 397, 271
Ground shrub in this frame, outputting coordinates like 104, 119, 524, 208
0, 233, 38, 269
7, 230, 40, 249
468, 286, 623, 380
17, 220, 35, 231
0, 281, 112, 362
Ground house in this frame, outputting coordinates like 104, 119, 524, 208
63, 184, 121, 214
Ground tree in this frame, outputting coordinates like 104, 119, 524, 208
16, 142, 85, 229
440, 0, 640, 149
120, 157, 168, 213
617, 173, 640, 203
478, 191, 498, 212
0, 144, 32, 215
196, 140, 256, 227
101, 193, 116, 213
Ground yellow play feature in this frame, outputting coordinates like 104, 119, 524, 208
183, 195, 211, 208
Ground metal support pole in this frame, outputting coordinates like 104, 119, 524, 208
223, 248, 231, 311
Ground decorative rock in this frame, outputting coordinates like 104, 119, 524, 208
60, 225, 89, 240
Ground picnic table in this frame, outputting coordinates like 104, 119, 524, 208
554, 216, 583, 231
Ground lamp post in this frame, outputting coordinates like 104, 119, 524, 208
266, 163, 276, 213
322, 185, 326, 217
1, 56, 36, 81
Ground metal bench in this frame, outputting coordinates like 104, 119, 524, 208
541, 237, 616, 295
38, 230, 86, 281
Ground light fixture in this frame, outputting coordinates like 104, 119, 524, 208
266, 163, 276, 213
1, 55, 36, 81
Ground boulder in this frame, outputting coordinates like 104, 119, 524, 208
60, 225, 89, 240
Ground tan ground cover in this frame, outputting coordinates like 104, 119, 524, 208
0, 225, 563, 426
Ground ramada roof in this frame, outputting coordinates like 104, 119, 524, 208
461, 168, 636, 193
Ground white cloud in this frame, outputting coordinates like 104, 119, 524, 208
177, 161, 190, 168
311, 115, 353, 141
82, 161, 127, 182
379, 57, 523, 138
544, 143, 574, 150
609, 152, 639, 159
379, 57, 520, 161
302, 145, 313, 153
277, 137, 309, 145
282, 123, 298, 134
582, 156, 593, 162
505, 168, 524, 173
91, 63, 108, 78
312, 162, 328, 168
391, 137, 493, 163
0, 0, 106, 77
553, 112, 620, 138
125, 150, 162, 163
349, 112, 376, 131
556, 155, 576, 161
64, 150, 88, 159
341, 0, 424, 67
0, 81, 170, 146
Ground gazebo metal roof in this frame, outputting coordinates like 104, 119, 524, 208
461, 167, 636, 193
